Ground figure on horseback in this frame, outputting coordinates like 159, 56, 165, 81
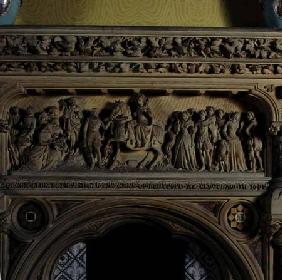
105, 93, 164, 169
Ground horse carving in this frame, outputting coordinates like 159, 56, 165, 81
105, 95, 164, 169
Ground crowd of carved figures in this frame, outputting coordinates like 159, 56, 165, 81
165, 108, 263, 172
0, 94, 264, 172
1, 35, 282, 59
0, 62, 282, 75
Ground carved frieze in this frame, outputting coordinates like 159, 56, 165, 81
1, 94, 264, 173
0, 31, 281, 75
0, 61, 281, 75
0, 35, 281, 59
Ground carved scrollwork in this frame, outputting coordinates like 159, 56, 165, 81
2, 94, 265, 173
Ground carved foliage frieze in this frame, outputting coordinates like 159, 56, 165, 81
0, 35, 282, 59
0, 34, 282, 75
1, 61, 282, 75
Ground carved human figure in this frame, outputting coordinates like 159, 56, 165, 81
164, 111, 181, 163
27, 106, 66, 171
214, 109, 229, 171
132, 93, 153, 148
244, 111, 263, 172
61, 98, 83, 155
173, 110, 197, 170
7, 106, 20, 168
83, 109, 104, 169
17, 106, 36, 161
105, 100, 134, 169
196, 110, 213, 171
107, 100, 134, 144
222, 112, 247, 172
216, 109, 226, 133
206, 106, 220, 161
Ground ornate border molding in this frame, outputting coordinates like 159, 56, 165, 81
0, 27, 281, 76
0, 173, 270, 197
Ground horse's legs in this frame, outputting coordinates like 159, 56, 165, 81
109, 142, 120, 170
137, 151, 151, 169
147, 147, 162, 170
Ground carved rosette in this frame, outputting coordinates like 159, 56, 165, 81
220, 200, 260, 241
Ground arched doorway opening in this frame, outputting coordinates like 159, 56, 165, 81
53, 221, 224, 280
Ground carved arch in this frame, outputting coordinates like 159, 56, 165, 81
251, 86, 280, 124
8, 199, 264, 280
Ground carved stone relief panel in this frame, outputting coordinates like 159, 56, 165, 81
0, 92, 265, 174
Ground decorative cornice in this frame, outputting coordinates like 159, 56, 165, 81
0, 28, 281, 75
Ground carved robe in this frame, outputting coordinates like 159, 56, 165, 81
223, 119, 247, 172
173, 120, 197, 170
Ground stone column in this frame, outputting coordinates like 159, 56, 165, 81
273, 227, 282, 280
0, 119, 9, 175
271, 125, 282, 177
0, 194, 9, 280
